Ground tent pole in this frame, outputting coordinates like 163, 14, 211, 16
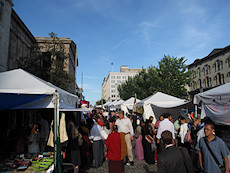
53, 91, 60, 172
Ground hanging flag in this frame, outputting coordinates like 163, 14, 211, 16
133, 93, 137, 113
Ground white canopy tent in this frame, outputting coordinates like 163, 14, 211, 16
0, 69, 79, 169
137, 92, 191, 123
194, 82, 230, 125
110, 99, 124, 110
107, 100, 118, 111
0, 69, 79, 110
103, 101, 111, 107
121, 97, 141, 115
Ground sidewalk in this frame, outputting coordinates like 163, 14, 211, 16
87, 159, 157, 173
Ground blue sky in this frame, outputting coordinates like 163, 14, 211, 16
13, 0, 230, 105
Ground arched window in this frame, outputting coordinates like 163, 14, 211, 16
222, 74, 225, 84
197, 68, 201, 77
213, 64, 216, 72
227, 72, 230, 77
194, 82, 197, 89
203, 79, 206, 88
214, 76, 217, 85
198, 79, 202, 88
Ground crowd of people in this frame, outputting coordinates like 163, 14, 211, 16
8, 108, 229, 173
61, 109, 230, 173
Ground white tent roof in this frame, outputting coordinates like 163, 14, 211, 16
0, 69, 79, 109
108, 100, 118, 107
103, 101, 111, 106
137, 92, 189, 108
121, 97, 141, 105
113, 100, 124, 106
194, 82, 230, 104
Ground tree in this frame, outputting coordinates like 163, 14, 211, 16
118, 67, 162, 100
96, 99, 106, 105
17, 33, 73, 91
156, 55, 191, 98
118, 55, 191, 100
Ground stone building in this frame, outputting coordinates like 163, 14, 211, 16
8, 9, 37, 70
0, 3, 78, 94
0, 0, 13, 71
188, 45, 230, 99
35, 37, 78, 94
102, 66, 142, 102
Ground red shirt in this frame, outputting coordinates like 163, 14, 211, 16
105, 132, 121, 161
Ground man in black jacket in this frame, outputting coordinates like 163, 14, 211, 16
157, 130, 194, 173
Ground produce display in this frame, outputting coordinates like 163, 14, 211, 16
0, 153, 54, 172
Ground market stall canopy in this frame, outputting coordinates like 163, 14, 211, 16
194, 82, 230, 105
121, 97, 141, 115
137, 92, 189, 108
0, 69, 79, 110
194, 82, 230, 125
60, 108, 93, 112
103, 102, 111, 107
137, 92, 191, 122
108, 100, 118, 107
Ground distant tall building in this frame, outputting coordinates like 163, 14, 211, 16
188, 45, 230, 99
102, 66, 142, 102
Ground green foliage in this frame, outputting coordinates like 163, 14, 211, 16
96, 99, 106, 105
118, 55, 192, 100
17, 33, 73, 91
157, 55, 192, 98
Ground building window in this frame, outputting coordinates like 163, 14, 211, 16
194, 82, 197, 89
226, 56, 230, 68
227, 72, 230, 78
117, 76, 121, 79
197, 68, 201, 77
111, 85, 115, 88
213, 63, 216, 72
122, 76, 126, 79
111, 76, 115, 79
205, 65, 210, 75
206, 77, 211, 87
216, 60, 223, 71
198, 79, 202, 88
117, 80, 121, 83
111, 80, 115, 83
192, 71, 196, 78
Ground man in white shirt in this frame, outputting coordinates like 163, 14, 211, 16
115, 110, 134, 166
89, 118, 103, 168
156, 113, 175, 153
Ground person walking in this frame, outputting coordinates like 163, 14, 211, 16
157, 130, 194, 173
142, 120, 155, 164
115, 110, 134, 166
88, 118, 104, 168
195, 121, 230, 173
156, 113, 175, 153
105, 125, 124, 173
